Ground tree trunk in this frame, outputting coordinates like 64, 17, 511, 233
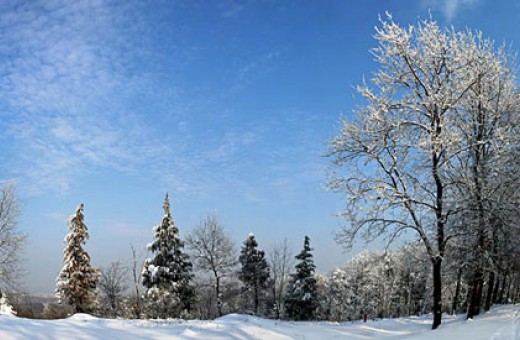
492, 274, 500, 304
484, 271, 494, 311
498, 274, 507, 303
215, 275, 222, 317
432, 257, 442, 330
254, 286, 259, 315
467, 270, 484, 319
272, 284, 279, 319
506, 276, 514, 302
464, 284, 472, 313
452, 267, 462, 314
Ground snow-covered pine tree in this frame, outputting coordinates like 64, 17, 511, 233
0, 293, 16, 316
238, 233, 270, 315
284, 235, 318, 320
55, 203, 100, 314
142, 193, 194, 319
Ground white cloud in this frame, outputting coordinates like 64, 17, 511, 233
423, 0, 480, 22
0, 1, 167, 194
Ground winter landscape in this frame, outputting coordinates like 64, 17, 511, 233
2, 0, 520, 339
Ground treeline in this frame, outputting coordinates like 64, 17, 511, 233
52, 195, 320, 321
52, 190, 520, 323
316, 244, 520, 322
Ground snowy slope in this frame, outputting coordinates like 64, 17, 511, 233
0, 305, 518, 339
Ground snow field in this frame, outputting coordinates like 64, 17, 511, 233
0, 304, 519, 339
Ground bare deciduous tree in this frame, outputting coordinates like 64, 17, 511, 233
0, 181, 25, 294
99, 260, 129, 318
186, 215, 236, 317
269, 239, 293, 319
129, 244, 144, 319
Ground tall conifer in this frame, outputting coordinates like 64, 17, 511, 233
284, 235, 317, 320
238, 233, 270, 315
142, 193, 194, 318
56, 203, 99, 314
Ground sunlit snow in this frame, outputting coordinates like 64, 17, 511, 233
0, 304, 519, 339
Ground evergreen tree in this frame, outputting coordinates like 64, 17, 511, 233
238, 233, 270, 315
55, 203, 99, 314
142, 193, 194, 319
0, 293, 16, 316
284, 235, 318, 320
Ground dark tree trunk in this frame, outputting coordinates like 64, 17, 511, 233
215, 275, 222, 317
492, 274, 500, 304
467, 271, 484, 319
432, 257, 442, 330
452, 267, 463, 314
484, 271, 494, 311
468, 223, 486, 319
254, 286, 259, 315
464, 283, 472, 313
429, 108, 445, 330
498, 274, 507, 303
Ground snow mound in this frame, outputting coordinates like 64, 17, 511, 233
216, 313, 254, 322
67, 313, 99, 321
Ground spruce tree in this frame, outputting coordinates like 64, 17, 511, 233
142, 193, 194, 319
55, 203, 100, 314
284, 235, 317, 320
238, 233, 270, 315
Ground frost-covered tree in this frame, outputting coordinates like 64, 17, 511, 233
55, 203, 99, 314
326, 268, 350, 321
314, 273, 331, 321
238, 233, 270, 315
186, 215, 236, 317
0, 181, 25, 294
284, 236, 317, 320
448, 37, 520, 318
325, 14, 520, 329
142, 193, 194, 319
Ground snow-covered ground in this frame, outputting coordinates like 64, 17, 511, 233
1, 304, 519, 339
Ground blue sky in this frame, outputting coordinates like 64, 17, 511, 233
1, 0, 517, 293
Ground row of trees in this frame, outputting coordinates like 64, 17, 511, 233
54, 195, 320, 321
54, 193, 520, 324
317, 245, 520, 322
327, 14, 520, 329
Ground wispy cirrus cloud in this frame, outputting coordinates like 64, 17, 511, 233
0, 0, 321, 204
0, 0, 169, 194
423, 0, 481, 22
